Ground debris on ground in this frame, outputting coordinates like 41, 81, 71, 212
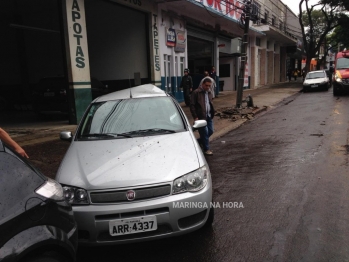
215, 106, 259, 121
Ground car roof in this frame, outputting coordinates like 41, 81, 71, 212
94, 84, 167, 102
307, 70, 326, 74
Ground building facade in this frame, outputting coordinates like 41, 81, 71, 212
0, 0, 302, 123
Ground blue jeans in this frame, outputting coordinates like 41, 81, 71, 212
198, 116, 214, 151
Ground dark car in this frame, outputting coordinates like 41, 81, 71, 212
0, 140, 78, 262
32, 76, 109, 115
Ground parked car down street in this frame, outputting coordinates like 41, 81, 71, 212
303, 70, 330, 92
56, 84, 214, 245
333, 49, 349, 96
31, 76, 109, 115
0, 140, 78, 262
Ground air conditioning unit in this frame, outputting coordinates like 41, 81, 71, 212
231, 37, 242, 55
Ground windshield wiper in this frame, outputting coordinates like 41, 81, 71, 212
81, 133, 132, 138
125, 128, 177, 134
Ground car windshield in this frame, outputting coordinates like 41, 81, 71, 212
306, 72, 326, 79
77, 96, 186, 139
336, 57, 349, 69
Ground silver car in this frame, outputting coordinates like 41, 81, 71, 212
56, 84, 214, 245
303, 70, 330, 92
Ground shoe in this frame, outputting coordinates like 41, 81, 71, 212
204, 150, 213, 155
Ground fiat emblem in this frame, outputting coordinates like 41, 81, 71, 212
126, 190, 136, 201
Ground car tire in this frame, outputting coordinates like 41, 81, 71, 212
25, 251, 70, 262
203, 206, 214, 228
333, 87, 340, 96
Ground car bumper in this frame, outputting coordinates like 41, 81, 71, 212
303, 82, 328, 91
73, 182, 212, 245
333, 81, 349, 93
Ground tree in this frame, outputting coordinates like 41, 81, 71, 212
328, 23, 349, 52
320, 0, 349, 11
298, 0, 347, 71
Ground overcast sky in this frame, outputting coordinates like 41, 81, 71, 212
282, 0, 319, 15
283, 0, 302, 15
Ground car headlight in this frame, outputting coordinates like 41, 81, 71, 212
335, 71, 342, 83
62, 185, 89, 205
173, 166, 208, 194
35, 178, 64, 201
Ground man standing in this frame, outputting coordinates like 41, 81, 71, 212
190, 77, 215, 155
180, 68, 193, 106
204, 71, 215, 99
209, 66, 216, 80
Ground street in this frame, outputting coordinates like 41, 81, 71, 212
23, 88, 349, 261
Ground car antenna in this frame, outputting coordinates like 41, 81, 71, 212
129, 76, 132, 98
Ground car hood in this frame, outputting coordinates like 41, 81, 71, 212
337, 68, 349, 78
304, 78, 327, 85
56, 132, 202, 190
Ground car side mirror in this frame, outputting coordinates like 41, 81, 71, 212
60, 131, 72, 142
192, 120, 207, 131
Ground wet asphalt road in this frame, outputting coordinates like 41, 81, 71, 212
73, 88, 349, 261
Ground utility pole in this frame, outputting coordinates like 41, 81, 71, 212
236, 1, 251, 108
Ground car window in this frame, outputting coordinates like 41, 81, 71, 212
306, 72, 326, 79
336, 57, 349, 69
0, 151, 45, 221
78, 97, 186, 139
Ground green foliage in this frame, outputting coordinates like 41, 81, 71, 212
298, 0, 348, 70
320, 0, 349, 11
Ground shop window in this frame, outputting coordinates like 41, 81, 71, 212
164, 55, 171, 93
180, 57, 184, 76
175, 56, 178, 91
264, 10, 269, 24
272, 15, 276, 26
219, 64, 230, 77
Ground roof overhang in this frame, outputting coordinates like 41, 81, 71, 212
251, 24, 297, 46
158, 0, 265, 37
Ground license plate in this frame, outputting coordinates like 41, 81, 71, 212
44, 92, 55, 97
311, 84, 318, 88
109, 216, 157, 236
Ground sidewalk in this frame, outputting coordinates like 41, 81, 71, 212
182, 80, 302, 141
2, 80, 303, 147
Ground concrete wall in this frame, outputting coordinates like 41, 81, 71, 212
274, 53, 280, 83
267, 51, 273, 84
260, 49, 267, 86
250, 46, 256, 89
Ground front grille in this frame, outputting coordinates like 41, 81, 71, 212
343, 79, 349, 85
95, 207, 170, 221
97, 224, 173, 241
90, 185, 171, 203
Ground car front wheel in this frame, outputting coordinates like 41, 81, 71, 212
333, 87, 340, 96
25, 251, 71, 262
